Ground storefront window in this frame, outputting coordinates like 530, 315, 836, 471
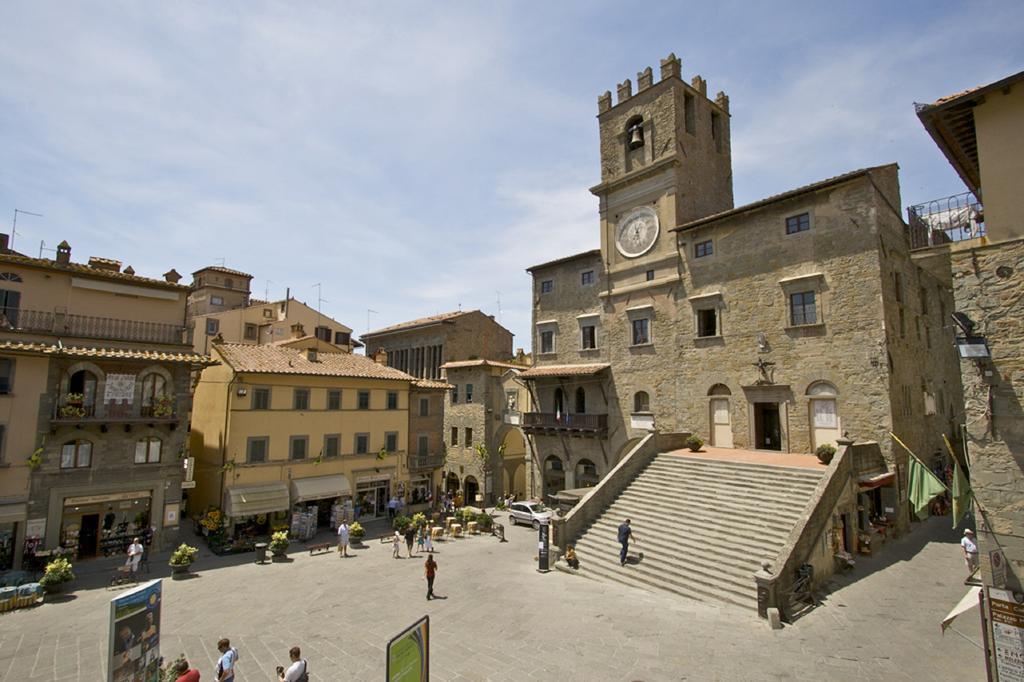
62, 493, 152, 559
355, 478, 391, 519
0, 524, 15, 570
409, 477, 431, 505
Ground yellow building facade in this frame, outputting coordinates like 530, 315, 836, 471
190, 340, 418, 537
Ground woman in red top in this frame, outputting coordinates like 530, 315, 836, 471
424, 553, 438, 600
173, 657, 201, 682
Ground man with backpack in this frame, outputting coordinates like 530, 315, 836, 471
277, 646, 309, 682
216, 638, 239, 681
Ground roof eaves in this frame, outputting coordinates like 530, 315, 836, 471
526, 249, 602, 273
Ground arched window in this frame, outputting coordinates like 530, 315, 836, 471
708, 383, 732, 396
135, 436, 162, 464
553, 388, 565, 417
61, 440, 93, 469
633, 391, 650, 413
543, 455, 566, 498
224, 278, 234, 290
807, 381, 840, 449
806, 381, 838, 397
68, 370, 98, 406
0, 272, 22, 282
575, 387, 586, 414
141, 373, 167, 406
576, 459, 599, 488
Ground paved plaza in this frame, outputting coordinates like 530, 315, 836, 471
0, 514, 984, 681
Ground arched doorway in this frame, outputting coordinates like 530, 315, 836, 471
69, 369, 98, 412
575, 459, 599, 488
807, 381, 840, 451
464, 476, 480, 506
708, 384, 733, 448
445, 472, 460, 495
575, 387, 586, 414
543, 456, 565, 499
553, 388, 565, 419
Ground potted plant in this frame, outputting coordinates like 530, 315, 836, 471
59, 393, 87, 419
475, 511, 494, 532
26, 447, 43, 471
685, 435, 704, 452
39, 557, 75, 594
349, 521, 366, 546
268, 531, 290, 558
393, 514, 411, 533
168, 543, 198, 576
411, 512, 427, 529
151, 394, 175, 418
816, 443, 837, 465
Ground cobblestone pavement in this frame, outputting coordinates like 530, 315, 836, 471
0, 514, 984, 681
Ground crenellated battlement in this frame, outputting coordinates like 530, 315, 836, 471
597, 52, 727, 115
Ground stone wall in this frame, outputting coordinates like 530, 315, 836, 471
949, 238, 1024, 590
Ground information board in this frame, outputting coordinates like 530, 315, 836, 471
387, 615, 429, 682
989, 588, 1024, 682
108, 579, 162, 682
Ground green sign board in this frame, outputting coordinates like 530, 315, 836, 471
387, 614, 429, 682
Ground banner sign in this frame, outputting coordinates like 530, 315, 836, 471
108, 579, 162, 682
104, 374, 137, 403
989, 588, 1024, 682
387, 615, 429, 682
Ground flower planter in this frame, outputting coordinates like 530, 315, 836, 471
170, 563, 191, 577
42, 582, 64, 595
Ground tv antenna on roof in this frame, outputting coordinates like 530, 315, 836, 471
496, 290, 503, 322
367, 309, 378, 334
12, 209, 43, 251
214, 257, 226, 267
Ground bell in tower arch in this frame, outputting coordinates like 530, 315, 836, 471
627, 118, 644, 150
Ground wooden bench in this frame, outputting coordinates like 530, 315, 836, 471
308, 542, 333, 555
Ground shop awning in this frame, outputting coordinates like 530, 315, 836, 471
942, 586, 981, 632
858, 472, 896, 490
0, 502, 27, 524
224, 483, 289, 518
291, 475, 351, 503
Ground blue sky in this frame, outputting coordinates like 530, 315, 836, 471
2, 2, 1022, 351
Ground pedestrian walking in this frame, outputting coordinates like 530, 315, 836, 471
962, 529, 979, 577
424, 526, 434, 553
126, 537, 144, 576
404, 525, 416, 557
392, 530, 402, 559
416, 525, 426, 554
276, 646, 309, 682
337, 521, 350, 558
617, 519, 637, 566
424, 553, 438, 600
215, 638, 238, 681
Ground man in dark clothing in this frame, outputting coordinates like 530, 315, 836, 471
424, 553, 438, 600
617, 519, 637, 566
404, 525, 416, 557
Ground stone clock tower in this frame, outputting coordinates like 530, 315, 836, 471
592, 54, 734, 288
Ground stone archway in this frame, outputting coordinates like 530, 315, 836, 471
543, 455, 566, 499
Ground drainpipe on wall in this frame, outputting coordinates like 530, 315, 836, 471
221, 368, 239, 510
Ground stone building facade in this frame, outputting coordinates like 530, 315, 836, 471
912, 71, 1024, 608
522, 55, 962, 531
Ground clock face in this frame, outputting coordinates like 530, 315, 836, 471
615, 207, 660, 258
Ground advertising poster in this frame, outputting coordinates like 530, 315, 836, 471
387, 615, 429, 682
108, 579, 162, 682
989, 588, 1024, 682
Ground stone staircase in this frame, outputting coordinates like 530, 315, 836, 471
569, 452, 824, 609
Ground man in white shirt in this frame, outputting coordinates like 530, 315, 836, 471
278, 646, 307, 682
961, 529, 979, 577
127, 537, 144, 575
337, 521, 350, 558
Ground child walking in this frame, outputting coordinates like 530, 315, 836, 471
392, 530, 402, 559
416, 526, 426, 554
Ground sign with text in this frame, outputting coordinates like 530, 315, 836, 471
537, 519, 550, 572
387, 615, 429, 682
989, 588, 1024, 682
108, 579, 162, 682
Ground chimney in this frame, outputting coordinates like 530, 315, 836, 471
0, 234, 9, 253
372, 348, 388, 365
56, 240, 71, 265
290, 323, 305, 339
163, 268, 182, 284
307, 348, 318, 363
123, 265, 135, 275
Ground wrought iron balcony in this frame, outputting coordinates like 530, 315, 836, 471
521, 412, 608, 437
0, 308, 185, 345
407, 453, 444, 471
906, 191, 985, 250
51, 400, 178, 425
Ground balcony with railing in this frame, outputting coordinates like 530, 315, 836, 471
407, 453, 444, 471
1, 308, 185, 345
906, 191, 985, 250
522, 412, 608, 437
51, 399, 178, 425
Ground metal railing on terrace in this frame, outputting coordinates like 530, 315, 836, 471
522, 412, 608, 434
906, 191, 985, 250
1, 308, 185, 344
51, 399, 178, 423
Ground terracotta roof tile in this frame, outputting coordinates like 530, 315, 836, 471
518, 363, 610, 379
412, 379, 454, 390
0, 340, 212, 364
216, 343, 415, 380
526, 249, 602, 273
440, 359, 522, 371
363, 310, 472, 337
0, 252, 186, 290
191, 265, 253, 278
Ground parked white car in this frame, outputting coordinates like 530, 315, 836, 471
507, 501, 552, 529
